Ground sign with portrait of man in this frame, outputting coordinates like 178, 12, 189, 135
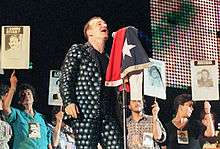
48, 70, 63, 106
1, 26, 30, 69
191, 60, 219, 101
144, 58, 166, 100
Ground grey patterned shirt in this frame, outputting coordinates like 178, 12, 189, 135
0, 120, 12, 149
127, 114, 166, 149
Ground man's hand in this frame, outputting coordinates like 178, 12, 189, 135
204, 101, 211, 114
152, 100, 160, 120
65, 103, 80, 118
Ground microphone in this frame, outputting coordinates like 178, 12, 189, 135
112, 32, 116, 38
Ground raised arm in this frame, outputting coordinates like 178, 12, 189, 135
52, 110, 64, 147
203, 101, 215, 137
3, 70, 17, 115
152, 100, 166, 142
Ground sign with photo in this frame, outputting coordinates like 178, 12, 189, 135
144, 58, 166, 100
28, 122, 41, 139
191, 60, 219, 101
1, 26, 30, 69
143, 132, 153, 147
48, 70, 63, 106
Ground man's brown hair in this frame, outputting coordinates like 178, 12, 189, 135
173, 93, 192, 114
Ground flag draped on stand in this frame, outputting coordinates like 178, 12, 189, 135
105, 26, 150, 100
105, 27, 126, 87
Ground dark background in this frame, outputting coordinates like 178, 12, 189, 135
0, 0, 219, 125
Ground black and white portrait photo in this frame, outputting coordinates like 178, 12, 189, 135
148, 65, 163, 88
5, 34, 21, 52
197, 69, 213, 87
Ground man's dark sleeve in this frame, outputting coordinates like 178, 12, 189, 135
59, 44, 81, 108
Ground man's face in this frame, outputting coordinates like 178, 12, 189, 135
8, 36, 20, 50
20, 89, 34, 106
201, 71, 209, 80
150, 68, 160, 79
87, 18, 109, 41
179, 101, 194, 118
129, 100, 144, 113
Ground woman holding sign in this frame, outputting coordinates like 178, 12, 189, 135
162, 94, 215, 149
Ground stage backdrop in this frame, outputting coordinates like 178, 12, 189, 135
150, 0, 219, 88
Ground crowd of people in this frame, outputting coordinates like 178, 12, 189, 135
0, 16, 219, 149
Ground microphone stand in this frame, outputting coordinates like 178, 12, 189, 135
122, 78, 127, 149
112, 31, 127, 148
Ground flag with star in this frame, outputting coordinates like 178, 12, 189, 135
105, 26, 150, 87
121, 26, 150, 78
